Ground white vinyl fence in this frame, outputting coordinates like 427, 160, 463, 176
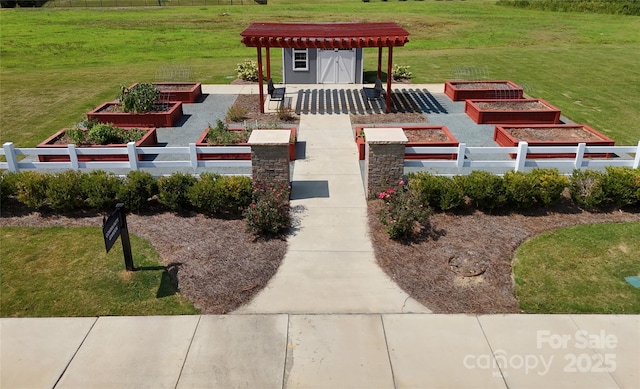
1, 142, 251, 175
404, 141, 640, 174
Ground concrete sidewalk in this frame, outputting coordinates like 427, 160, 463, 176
2, 314, 638, 388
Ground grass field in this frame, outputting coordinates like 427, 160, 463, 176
1, 0, 639, 146
513, 222, 640, 314
0, 226, 199, 317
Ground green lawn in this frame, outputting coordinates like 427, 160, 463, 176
513, 222, 640, 314
1, 0, 639, 146
0, 226, 199, 317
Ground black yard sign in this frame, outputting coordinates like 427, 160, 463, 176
102, 203, 135, 271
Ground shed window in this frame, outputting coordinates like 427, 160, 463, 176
293, 49, 308, 71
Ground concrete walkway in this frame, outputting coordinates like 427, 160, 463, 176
236, 113, 428, 314
2, 314, 638, 388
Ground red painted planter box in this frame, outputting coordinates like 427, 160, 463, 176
355, 126, 459, 160
465, 99, 561, 124
444, 80, 523, 101
197, 127, 297, 161
87, 101, 183, 128
128, 82, 203, 104
493, 124, 615, 158
37, 127, 158, 162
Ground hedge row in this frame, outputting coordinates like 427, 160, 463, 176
408, 167, 640, 212
0, 170, 252, 215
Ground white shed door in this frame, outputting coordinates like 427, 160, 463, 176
318, 49, 356, 84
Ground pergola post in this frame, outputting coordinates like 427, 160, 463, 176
266, 47, 271, 80
377, 47, 383, 80
386, 47, 393, 113
257, 46, 265, 114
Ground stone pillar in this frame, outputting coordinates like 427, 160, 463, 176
364, 128, 407, 198
248, 129, 291, 186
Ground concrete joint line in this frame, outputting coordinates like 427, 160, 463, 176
380, 315, 398, 389
52, 317, 99, 389
173, 315, 202, 389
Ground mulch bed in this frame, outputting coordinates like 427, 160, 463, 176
0, 207, 287, 314
368, 199, 640, 314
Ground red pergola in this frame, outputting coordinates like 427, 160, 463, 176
240, 22, 410, 113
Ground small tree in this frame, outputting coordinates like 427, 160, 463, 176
118, 83, 160, 113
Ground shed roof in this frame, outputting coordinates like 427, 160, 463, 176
240, 22, 409, 49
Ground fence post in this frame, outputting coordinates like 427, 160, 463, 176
456, 143, 466, 172
127, 142, 139, 171
189, 143, 198, 171
634, 141, 640, 169
574, 143, 586, 170
248, 130, 291, 187
515, 141, 528, 172
3, 142, 19, 173
68, 144, 79, 170
363, 128, 407, 197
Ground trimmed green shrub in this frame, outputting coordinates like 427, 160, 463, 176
188, 173, 223, 214
0, 171, 19, 208
530, 168, 569, 206
81, 170, 123, 210
464, 171, 505, 211
604, 166, 640, 207
118, 171, 158, 213
46, 170, 85, 211
158, 173, 197, 211
392, 64, 412, 81
504, 171, 538, 209
378, 183, 431, 240
569, 169, 607, 210
244, 182, 291, 235
15, 171, 50, 209
409, 172, 465, 211
216, 175, 252, 214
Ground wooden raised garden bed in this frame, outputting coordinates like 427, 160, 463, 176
465, 99, 561, 124
196, 127, 297, 161
355, 126, 459, 160
444, 80, 523, 101
493, 124, 615, 158
36, 127, 158, 162
128, 82, 203, 104
87, 101, 183, 128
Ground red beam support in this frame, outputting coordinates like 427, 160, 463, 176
266, 47, 271, 80
257, 47, 265, 114
386, 47, 393, 113
377, 47, 383, 80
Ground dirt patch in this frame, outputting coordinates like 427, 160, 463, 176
97, 103, 174, 113
156, 84, 196, 91
368, 200, 640, 314
0, 209, 287, 314
351, 111, 428, 124
474, 101, 550, 111
503, 127, 602, 142
404, 129, 450, 142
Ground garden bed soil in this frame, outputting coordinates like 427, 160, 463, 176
444, 80, 523, 101
196, 127, 297, 161
465, 99, 561, 124
355, 126, 458, 160
128, 82, 203, 103
87, 101, 183, 128
494, 124, 615, 158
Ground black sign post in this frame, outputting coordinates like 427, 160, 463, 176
102, 203, 135, 271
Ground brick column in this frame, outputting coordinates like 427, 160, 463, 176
248, 130, 291, 186
364, 128, 407, 198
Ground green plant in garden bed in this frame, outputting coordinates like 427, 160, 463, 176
513, 222, 640, 314
0, 226, 199, 317
65, 122, 147, 145
205, 119, 252, 145
118, 83, 160, 113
